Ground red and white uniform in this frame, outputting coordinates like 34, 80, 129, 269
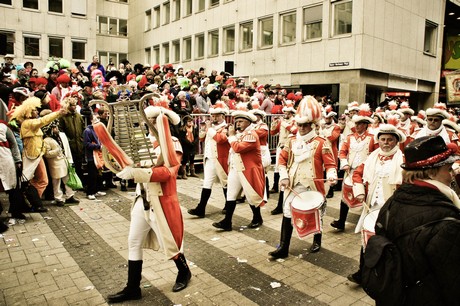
130, 137, 184, 259
270, 117, 296, 172
321, 121, 341, 164
227, 126, 265, 206
253, 120, 271, 169
200, 121, 230, 189
279, 132, 337, 197
408, 126, 459, 149
399, 118, 417, 136
339, 131, 377, 172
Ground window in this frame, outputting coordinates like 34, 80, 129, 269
332, 0, 352, 36
223, 26, 235, 53
0, 0, 12, 5
109, 19, 117, 35
184, 0, 192, 16
280, 12, 296, 44
209, 30, 219, 56
119, 19, 128, 36
172, 40, 180, 62
195, 33, 204, 59
24, 35, 40, 56
23, 0, 38, 9
163, 42, 170, 63
145, 47, 151, 64
259, 17, 273, 48
424, 20, 438, 55
98, 16, 108, 35
0, 31, 14, 55
71, 1, 87, 17
303, 5, 322, 41
210, 0, 219, 7
145, 10, 152, 31
154, 6, 160, 28
163, 1, 170, 24
183, 37, 191, 61
153, 45, 160, 64
49, 37, 63, 58
198, 0, 205, 11
173, 0, 181, 20
72, 39, 86, 60
240, 22, 253, 51
49, 0, 62, 13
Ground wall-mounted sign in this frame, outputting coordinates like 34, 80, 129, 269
444, 36, 460, 70
329, 62, 349, 67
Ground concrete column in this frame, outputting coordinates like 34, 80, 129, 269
338, 83, 367, 114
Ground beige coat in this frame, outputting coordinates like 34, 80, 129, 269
43, 132, 73, 179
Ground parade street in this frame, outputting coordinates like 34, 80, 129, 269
0, 170, 373, 306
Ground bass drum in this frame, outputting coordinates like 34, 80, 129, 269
342, 175, 363, 208
288, 190, 325, 239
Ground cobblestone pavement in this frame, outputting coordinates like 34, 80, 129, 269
0, 171, 374, 305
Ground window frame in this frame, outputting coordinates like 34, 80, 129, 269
183, 36, 192, 61
210, 0, 219, 8
303, 4, 322, 41
145, 9, 152, 31
331, 0, 353, 37
48, 36, 64, 58
172, 39, 180, 63
162, 42, 170, 63
0, 31, 15, 56
71, 39, 86, 60
208, 29, 219, 57
153, 6, 161, 28
279, 11, 297, 46
173, 0, 181, 21
163, 1, 170, 25
24, 34, 40, 57
259, 16, 274, 49
184, 0, 192, 16
0, 0, 12, 6
424, 20, 438, 56
48, 0, 63, 13
223, 26, 235, 54
23, 0, 38, 10
239, 21, 253, 52
195, 33, 205, 59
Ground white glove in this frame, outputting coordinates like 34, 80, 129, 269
116, 166, 153, 183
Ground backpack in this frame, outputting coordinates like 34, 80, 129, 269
361, 210, 458, 306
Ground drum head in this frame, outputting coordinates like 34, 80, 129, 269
291, 190, 324, 210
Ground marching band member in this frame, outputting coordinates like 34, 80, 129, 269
347, 124, 405, 284
331, 103, 377, 231
250, 101, 271, 199
212, 104, 266, 231
269, 96, 337, 258
397, 101, 416, 136
269, 100, 296, 214
342, 101, 360, 138
321, 105, 341, 198
411, 110, 426, 130
107, 103, 191, 303
408, 103, 459, 148
188, 101, 230, 217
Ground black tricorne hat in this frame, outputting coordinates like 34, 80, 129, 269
401, 135, 460, 170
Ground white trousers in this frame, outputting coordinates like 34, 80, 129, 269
226, 168, 243, 201
202, 158, 226, 189
128, 198, 162, 261
52, 175, 74, 201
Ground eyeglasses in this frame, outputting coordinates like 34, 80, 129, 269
426, 118, 441, 122
297, 123, 312, 128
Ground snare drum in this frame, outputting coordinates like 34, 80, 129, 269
361, 210, 380, 248
289, 190, 325, 239
342, 175, 363, 208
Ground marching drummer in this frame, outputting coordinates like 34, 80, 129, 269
331, 103, 377, 231
269, 96, 337, 258
347, 124, 406, 284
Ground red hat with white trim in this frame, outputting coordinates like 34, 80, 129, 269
209, 100, 229, 115
295, 95, 322, 124
352, 103, 374, 124
232, 102, 257, 122
426, 102, 450, 119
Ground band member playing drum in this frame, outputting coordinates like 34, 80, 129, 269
331, 103, 377, 231
347, 124, 405, 284
107, 104, 191, 303
269, 96, 337, 258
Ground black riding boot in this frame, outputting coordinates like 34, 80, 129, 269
107, 260, 143, 303
326, 185, 334, 198
270, 172, 279, 193
269, 217, 293, 259
221, 188, 228, 214
310, 233, 322, 253
212, 200, 235, 231
172, 253, 192, 292
271, 190, 284, 215
330, 201, 349, 231
248, 205, 263, 228
188, 188, 212, 218
265, 176, 270, 199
